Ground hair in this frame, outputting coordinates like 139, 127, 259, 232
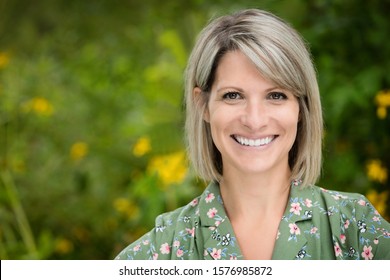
184, 9, 323, 187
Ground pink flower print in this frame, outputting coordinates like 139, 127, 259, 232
186, 227, 195, 237
190, 198, 198, 207
133, 244, 141, 252
160, 243, 170, 255
292, 179, 302, 186
211, 248, 222, 260
340, 234, 346, 244
358, 199, 367, 206
153, 253, 159, 260
205, 193, 215, 203
334, 242, 342, 257
176, 249, 184, 258
344, 220, 350, 229
207, 207, 218, 218
332, 194, 348, 200
173, 240, 180, 248
289, 223, 301, 235
230, 255, 237, 260
373, 216, 380, 222
290, 202, 302, 215
304, 198, 312, 207
361, 245, 373, 260
142, 240, 150, 245
310, 227, 318, 234
215, 220, 221, 227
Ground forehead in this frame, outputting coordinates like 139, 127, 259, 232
212, 50, 277, 90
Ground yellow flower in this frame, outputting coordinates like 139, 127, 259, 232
366, 189, 388, 217
375, 90, 390, 119
55, 237, 74, 254
377, 106, 387, 119
132, 136, 151, 157
375, 90, 390, 107
70, 142, 89, 161
147, 151, 188, 187
22, 97, 54, 116
0, 51, 10, 69
366, 159, 388, 184
113, 198, 139, 219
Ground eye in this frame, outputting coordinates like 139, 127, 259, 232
268, 92, 287, 100
222, 91, 242, 100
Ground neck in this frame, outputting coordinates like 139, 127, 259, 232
219, 168, 291, 223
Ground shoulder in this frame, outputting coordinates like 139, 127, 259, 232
290, 184, 371, 219
115, 192, 202, 260
306, 185, 385, 228
302, 185, 390, 259
155, 197, 201, 230
310, 185, 371, 213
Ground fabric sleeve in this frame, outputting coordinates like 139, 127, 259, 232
355, 195, 390, 260
114, 228, 158, 260
114, 212, 178, 260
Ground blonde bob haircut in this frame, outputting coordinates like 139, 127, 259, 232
184, 9, 323, 187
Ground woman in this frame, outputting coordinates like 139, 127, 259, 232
116, 9, 390, 260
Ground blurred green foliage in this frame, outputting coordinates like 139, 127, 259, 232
0, 0, 389, 259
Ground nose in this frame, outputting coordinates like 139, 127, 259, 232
240, 99, 268, 130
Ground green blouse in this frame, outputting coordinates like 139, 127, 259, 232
115, 181, 390, 260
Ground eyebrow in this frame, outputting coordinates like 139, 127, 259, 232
216, 86, 280, 93
216, 86, 244, 93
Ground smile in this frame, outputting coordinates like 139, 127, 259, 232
232, 135, 276, 147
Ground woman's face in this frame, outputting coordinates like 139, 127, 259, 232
205, 51, 300, 177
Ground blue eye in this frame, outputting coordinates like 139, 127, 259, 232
269, 92, 287, 100
223, 92, 241, 100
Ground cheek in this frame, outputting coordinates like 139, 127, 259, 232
208, 105, 237, 131
208, 103, 224, 125
289, 110, 300, 140
286, 101, 300, 122
207, 106, 236, 145
208, 110, 225, 137
278, 105, 300, 135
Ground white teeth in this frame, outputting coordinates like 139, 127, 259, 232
235, 135, 274, 147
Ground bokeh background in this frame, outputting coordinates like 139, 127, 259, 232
0, 0, 389, 259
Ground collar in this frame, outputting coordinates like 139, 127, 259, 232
272, 184, 314, 259
197, 181, 314, 260
198, 182, 243, 259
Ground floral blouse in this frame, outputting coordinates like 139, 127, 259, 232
115, 181, 390, 260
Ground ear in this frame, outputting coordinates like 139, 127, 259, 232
193, 87, 210, 122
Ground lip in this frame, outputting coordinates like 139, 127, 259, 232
231, 134, 278, 147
